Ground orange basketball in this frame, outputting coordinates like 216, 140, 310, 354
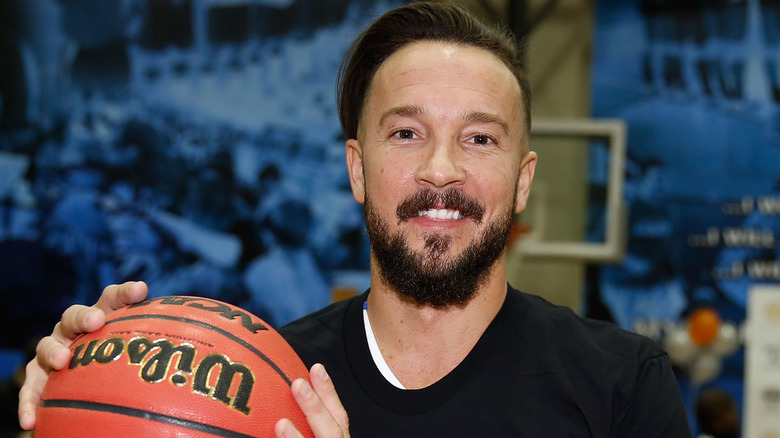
36, 296, 313, 437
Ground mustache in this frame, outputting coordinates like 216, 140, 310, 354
396, 188, 485, 223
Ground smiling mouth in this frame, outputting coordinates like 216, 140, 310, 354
417, 208, 464, 220
397, 188, 484, 223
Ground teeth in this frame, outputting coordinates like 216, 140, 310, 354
417, 209, 463, 219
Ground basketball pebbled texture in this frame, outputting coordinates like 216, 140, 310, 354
36, 296, 313, 438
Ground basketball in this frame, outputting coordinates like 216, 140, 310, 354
35, 296, 314, 437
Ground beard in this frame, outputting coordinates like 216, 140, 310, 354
364, 187, 515, 308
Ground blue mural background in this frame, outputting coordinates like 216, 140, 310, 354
0, 0, 406, 395
592, 0, 780, 431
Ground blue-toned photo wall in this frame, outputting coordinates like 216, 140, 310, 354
0, 0, 405, 369
592, 0, 780, 431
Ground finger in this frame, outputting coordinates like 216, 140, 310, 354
53, 281, 149, 342
290, 378, 345, 438
56, 305, 104, 343
18, 358, 50, 430
275, 418, 304, 438
20, 317, 109, 430
309, 364, 349, 433
94, 281, 148, 314
35, 334, 74, 371
54, 281, 148, 341
18, 281, 149, 431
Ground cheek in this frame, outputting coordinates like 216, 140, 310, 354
369, 157, 414, 190
471, 164, 521, 210
364, 161, 407, 208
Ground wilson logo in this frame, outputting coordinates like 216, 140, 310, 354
69, 336, 256, 414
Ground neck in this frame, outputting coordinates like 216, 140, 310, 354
365, 258, 507, 388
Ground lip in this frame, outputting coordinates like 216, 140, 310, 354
408, 213, 469, 231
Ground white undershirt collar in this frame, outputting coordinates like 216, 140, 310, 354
363, 301, 406, 389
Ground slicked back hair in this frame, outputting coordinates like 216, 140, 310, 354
337, 1, 530, 142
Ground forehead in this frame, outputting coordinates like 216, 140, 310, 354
362, 41, 524, 135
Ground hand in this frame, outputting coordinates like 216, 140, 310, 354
275, 363, 350, 438
18, 281, 149, 430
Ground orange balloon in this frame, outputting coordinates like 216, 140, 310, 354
687, 307, 721, 346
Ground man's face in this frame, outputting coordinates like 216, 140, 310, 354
346, 41, 536, 307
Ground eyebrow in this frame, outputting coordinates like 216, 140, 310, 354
378, 105, 424, 127
378, 105, 510, 136
462, 111, 510, 137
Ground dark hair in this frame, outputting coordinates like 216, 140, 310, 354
337, 1, 530, 141
695, 389, 739, 438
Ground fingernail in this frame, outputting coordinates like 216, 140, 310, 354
316, 364, 329, 381
297, 379, 312, 397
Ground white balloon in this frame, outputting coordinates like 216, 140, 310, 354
663, 326, 697, 366
690, 353, 722, 385
710, 322, 740, 357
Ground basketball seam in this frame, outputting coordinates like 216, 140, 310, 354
106, 314, 293, 385
40, 399, 260, 438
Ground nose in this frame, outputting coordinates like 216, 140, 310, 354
415, 139, 466, 188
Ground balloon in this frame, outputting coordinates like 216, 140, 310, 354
663, 325, 697, 366
688, 307, 721, 346
690, 352, 722, 385
710, 322, 740, 357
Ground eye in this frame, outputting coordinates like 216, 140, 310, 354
468, 134, 495, 146
391, 129, 418, 140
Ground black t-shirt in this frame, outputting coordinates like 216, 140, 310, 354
279, 285, 691, 437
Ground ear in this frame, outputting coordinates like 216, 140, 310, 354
346, 139, 366, 204
514, 151, 537, 214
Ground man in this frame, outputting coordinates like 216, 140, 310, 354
20, 2, 691, 437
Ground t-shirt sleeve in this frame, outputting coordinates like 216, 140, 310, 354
610, 353, 692, 437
